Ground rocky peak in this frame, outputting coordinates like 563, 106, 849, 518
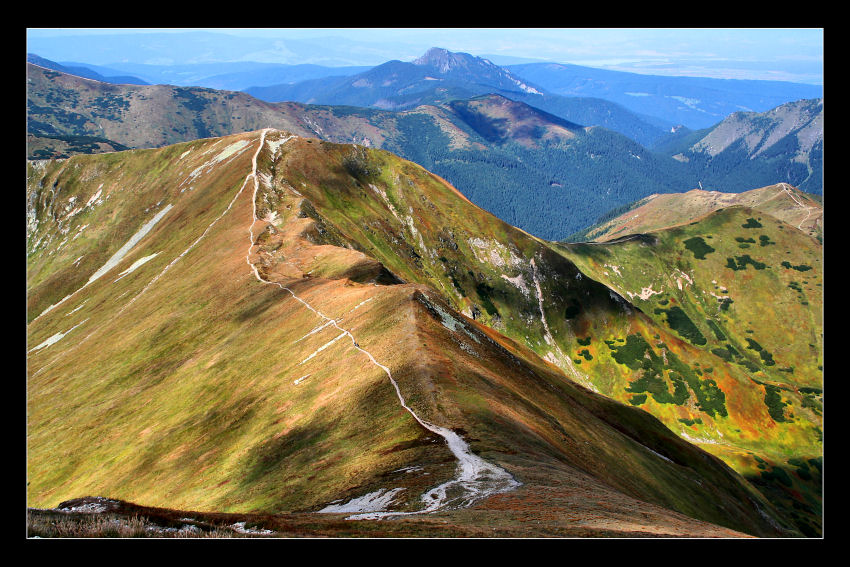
413, 47, 484, 73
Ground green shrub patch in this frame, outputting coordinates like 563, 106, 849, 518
780, 261, 813, 272
762, 383, 789, 422
683, 236, 715, 260
726, 255, 767, 271
609, 334, 726, 415
745, 338, 775, 366
742, 218, 763, 228
706, 319, 726, 341
654, 306, 707, 345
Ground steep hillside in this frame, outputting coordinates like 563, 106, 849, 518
555, 205, 823, 536
570, 184, 823, 244
660, 99, 823, 194
27, 130, 795, 537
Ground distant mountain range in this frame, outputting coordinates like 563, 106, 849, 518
505, 62, 823, 130
71, 60, 372, 91
244, 47, 675, 147
27, 53, 823, 240
27, 53, 149, 85
26, 61, 698, 239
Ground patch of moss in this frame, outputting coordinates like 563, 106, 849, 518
760, 464, 792, 487
666, 350, 727, 418
475, 281, 499, 317
781, 261, 813, 272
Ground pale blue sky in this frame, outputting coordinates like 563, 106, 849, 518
26, 28, 824, 84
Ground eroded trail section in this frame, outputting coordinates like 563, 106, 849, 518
779, 182, 816, 231
246, 131, 520, 519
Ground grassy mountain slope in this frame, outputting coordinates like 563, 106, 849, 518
554, 205, 823, 536
27, 130, 794, 537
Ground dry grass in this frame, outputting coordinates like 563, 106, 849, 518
26, 509, 242, 538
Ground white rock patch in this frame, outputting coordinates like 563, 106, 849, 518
87, 205, 172, 286
319, 489, 406, 514
626, 285, 663, 301
28, 319, 89, 353
500, 273, 531, 298
113, 253, 160, 282
298, 331, 348, 365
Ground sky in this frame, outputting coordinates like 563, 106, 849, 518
26, 28, 824, 84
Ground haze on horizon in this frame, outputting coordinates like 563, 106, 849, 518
26, 27, 824, 85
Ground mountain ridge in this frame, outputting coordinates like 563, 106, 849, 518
243, 47, 672, 147
27, 129, 802, 536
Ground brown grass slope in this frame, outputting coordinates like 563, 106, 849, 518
27, 130, 796, 537
581, 184, 822, 243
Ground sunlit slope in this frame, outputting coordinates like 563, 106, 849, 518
555, 206, 823, 536
27, 130, 790, 536
27, 133, 454, 512
576, 184, 822, 244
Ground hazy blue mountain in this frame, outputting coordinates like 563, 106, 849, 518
245, 47, 673, 146
27, 31, 415, 67
91, 61, 370, 90
506, 62, 823, 130
26, 54, 148, 85
191, 64, 371, 90
89, 61, 291, 86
